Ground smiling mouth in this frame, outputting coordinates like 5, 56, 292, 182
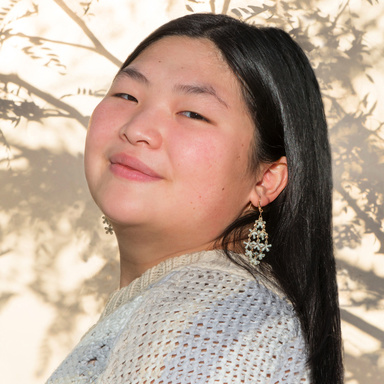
109, 153, 162, 182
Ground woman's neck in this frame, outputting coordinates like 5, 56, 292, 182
115, 226, 214, 288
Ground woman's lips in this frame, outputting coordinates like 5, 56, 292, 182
109, 153, 162, 182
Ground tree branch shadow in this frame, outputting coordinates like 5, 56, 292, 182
0, 73, 89, 128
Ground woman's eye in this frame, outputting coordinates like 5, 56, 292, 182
180, 111, 209, 122
114, 93, 138, 102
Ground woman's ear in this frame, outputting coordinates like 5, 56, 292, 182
249, 157, 288, 207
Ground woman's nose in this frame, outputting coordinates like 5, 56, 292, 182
119, 108, 163, 149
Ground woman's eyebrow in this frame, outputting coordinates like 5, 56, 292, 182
117, 66, 149, 84
116, 67, 228, 109
174, 84, 229, 109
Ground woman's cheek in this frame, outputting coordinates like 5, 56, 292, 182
174, 129, 220, 166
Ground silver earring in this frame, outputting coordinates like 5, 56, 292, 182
244, 202, 271, 265
102, 215, 114, 235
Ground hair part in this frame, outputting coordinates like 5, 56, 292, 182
119, 13, 343, 384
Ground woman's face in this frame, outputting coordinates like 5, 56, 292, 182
85, 36, 257, 252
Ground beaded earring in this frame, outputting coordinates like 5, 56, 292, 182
102, 215, 114, 235
244, 201, 271, 265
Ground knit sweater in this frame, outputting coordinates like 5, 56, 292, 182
46, 250, 310, 383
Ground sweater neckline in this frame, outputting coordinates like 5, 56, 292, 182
100, 250, 234, 318
100, 249, 285, 320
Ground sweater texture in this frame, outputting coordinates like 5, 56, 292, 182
46, 250, 310, 383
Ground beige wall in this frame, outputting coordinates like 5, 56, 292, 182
0, 0, 383, 383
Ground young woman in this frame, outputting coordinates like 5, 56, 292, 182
47, 13, 343, 384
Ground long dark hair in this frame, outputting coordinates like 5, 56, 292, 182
119, 13, 343, 384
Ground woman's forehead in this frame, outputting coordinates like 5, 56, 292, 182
120, 36, 244, 101
125, 36, 227, 72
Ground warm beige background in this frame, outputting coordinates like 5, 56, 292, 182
0, 0, 383, 383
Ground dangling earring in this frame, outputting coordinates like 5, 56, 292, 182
244, 201, 271, 265
102, 215, 114, 235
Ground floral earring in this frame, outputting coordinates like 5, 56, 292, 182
244, 201, 271, 265
102, 215, 114, 235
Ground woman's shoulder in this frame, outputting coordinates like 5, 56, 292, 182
141, 250, 301, 336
